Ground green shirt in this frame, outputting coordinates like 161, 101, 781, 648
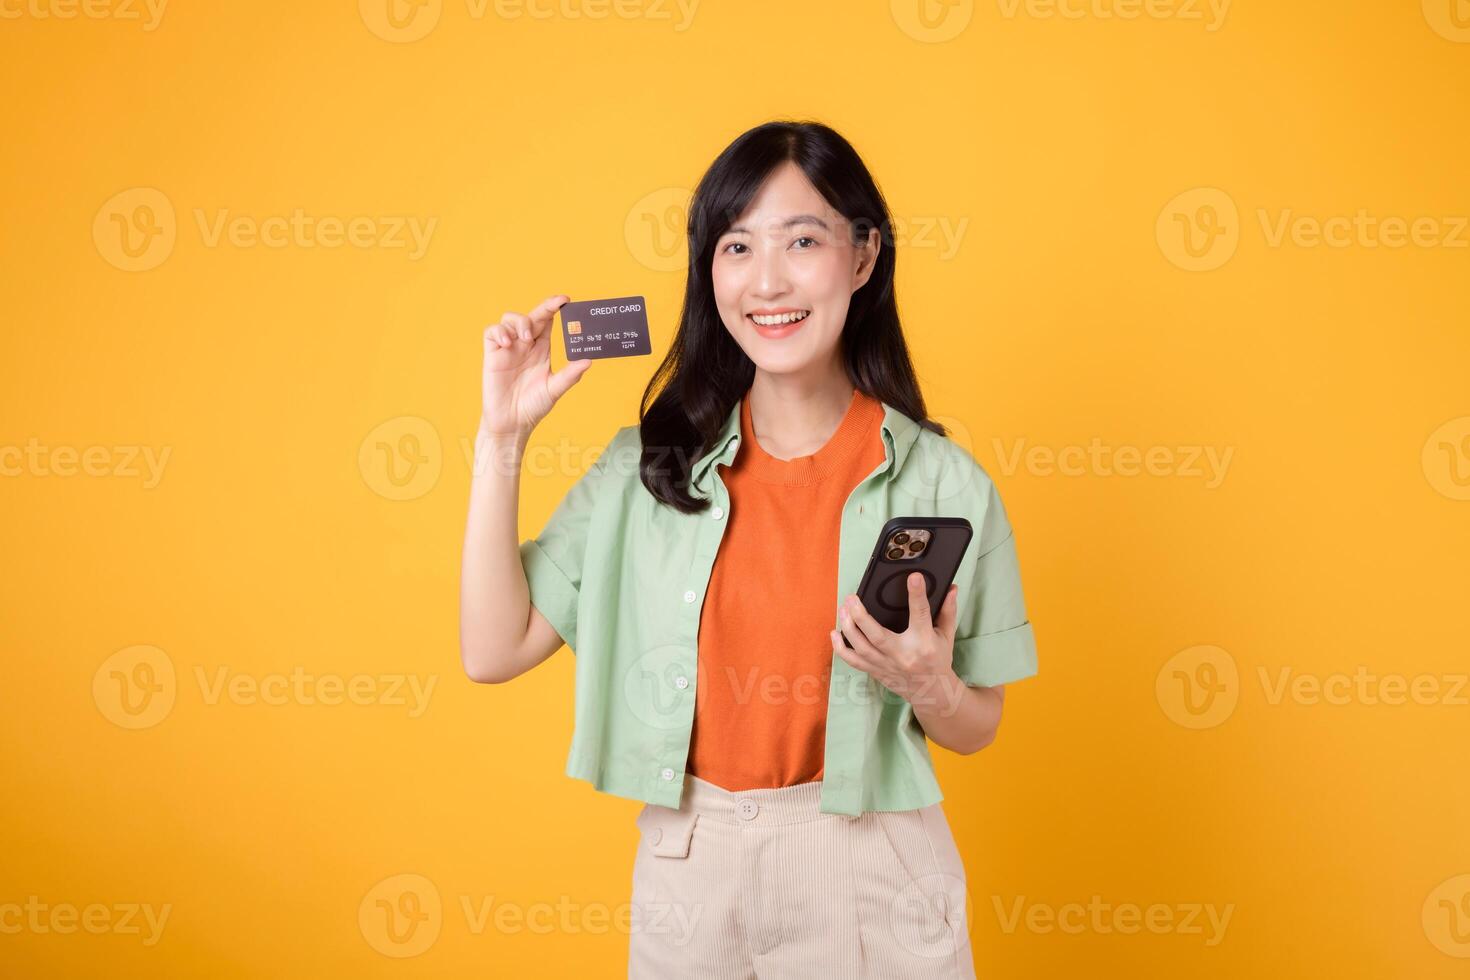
519, 396, 1038, 815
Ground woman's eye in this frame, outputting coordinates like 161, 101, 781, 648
792, 236, 817, 249
722, 241, 748, 255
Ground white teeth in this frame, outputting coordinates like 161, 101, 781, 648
750, 310, 810, 326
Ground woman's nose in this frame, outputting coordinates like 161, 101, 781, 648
754, 248, 789, 296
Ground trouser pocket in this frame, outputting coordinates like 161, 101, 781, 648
630, 803, 704, 961
863, 804, 972, 969
636, 802, 699, 858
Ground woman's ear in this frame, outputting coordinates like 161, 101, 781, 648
851, 224, 881, 292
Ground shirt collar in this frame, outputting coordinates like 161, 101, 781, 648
689, 392, 922, 495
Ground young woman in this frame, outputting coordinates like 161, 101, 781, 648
460, 120, 1037, 979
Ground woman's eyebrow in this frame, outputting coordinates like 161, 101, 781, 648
725, 214, 831, 235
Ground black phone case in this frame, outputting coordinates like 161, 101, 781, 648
844, 517, 973, 646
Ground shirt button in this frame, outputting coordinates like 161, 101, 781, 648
736, 799, 759, 821
660, 767, 676, 781
710, 506, 724, 520
650, 827, 663, 844
683, 589, 696, 603
674, 675, 689, 690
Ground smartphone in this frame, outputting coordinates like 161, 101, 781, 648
843, 517, 973, 646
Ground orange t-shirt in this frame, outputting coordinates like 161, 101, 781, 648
686, 386, 887, 791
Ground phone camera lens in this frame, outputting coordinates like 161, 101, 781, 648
907, 539, 926, 553
886, 547, 905, 560
892, 531, 910, 545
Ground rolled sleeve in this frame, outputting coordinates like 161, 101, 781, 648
951, 482, 1038, 688
519, 429, 622, 653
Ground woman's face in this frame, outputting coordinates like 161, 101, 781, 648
711, 161, 880, 380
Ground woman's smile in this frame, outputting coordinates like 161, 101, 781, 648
747, 307, 812, 339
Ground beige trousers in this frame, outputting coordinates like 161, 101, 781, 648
628, 775, 976, 979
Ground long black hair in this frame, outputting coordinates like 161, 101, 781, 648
638, 119, 946, 514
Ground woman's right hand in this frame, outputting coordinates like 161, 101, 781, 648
480, 294, 594, 439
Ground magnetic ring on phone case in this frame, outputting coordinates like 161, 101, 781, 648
876, 567, 936, 611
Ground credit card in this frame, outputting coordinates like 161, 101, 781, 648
558, 295, 653, 360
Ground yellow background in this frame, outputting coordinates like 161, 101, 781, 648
3, 0, 1468, 975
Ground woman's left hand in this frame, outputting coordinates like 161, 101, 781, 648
831, 573, 960, 703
